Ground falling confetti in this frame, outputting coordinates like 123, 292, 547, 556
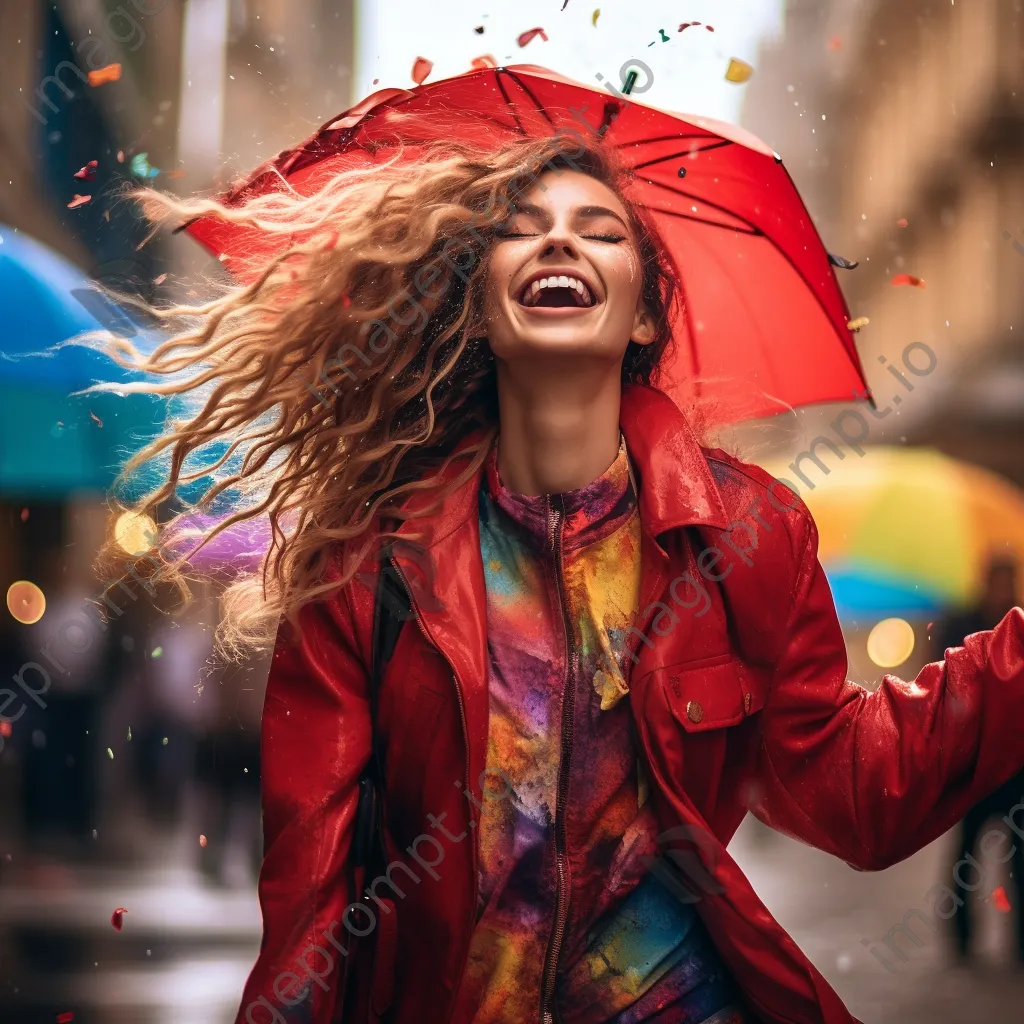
679, 22, 707, 32
89, 411, 103, 428
67, 194, 91, 209
411, 57, 433, 86
116, 150, 125, 163
20, 507, 29, 522
130, 152, 160, 179
828, 36, 842, 51
926, 621, 934, 632
151, 646, 163, 659
107, 747, 114, 759
991, 886, 1012, 913
897, 217, 909, 228
199, 834, 208, 847
0, 721, 11, 738
88, 63, 122, 87
657, 28, 670, 42
341, 294, 352, 308
474, 25, 484, 34
57, 1014, 75, 1024
127, 726, 132, 741
892, 273, 926, 288
7, 581, 45, 625
562, 0, 569, 9
847, 317, 870, 332
592, 9, 600, 27
165, 169, 186, 179
111, 907, 128, 931
153, 273, 168, 286
725, 58, 754, 83
73, 160, 98, 181
470, 55, 498, 70
517, 28, 549, 47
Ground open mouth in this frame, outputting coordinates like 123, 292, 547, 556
518, 273, 597, 309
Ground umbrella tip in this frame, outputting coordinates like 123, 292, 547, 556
829, 253, 860, 270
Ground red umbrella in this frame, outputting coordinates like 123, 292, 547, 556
186, 64, 870, 424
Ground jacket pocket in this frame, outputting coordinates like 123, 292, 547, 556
661, 656, 767, 732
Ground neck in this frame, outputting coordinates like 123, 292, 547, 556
494, 359, 623, 496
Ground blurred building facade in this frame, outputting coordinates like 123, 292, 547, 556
744, 0, 1024, 485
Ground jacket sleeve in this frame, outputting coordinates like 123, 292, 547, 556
235, 586, 371, 1022
750, 511, 1024, 871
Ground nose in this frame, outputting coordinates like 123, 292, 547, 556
540, 220, 579, 260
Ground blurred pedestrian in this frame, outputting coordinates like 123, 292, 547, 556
938, 554, 1023, 963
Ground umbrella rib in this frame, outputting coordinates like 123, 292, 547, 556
611, 132, 717, 148
503, 70, 559, 129
643, 178, 762, 234
633, 139, 735, 170
494, 71, 531, 137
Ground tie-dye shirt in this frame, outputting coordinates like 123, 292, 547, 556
453, 437, 749, 1024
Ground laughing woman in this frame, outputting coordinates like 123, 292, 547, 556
104, 135, 1024, 1024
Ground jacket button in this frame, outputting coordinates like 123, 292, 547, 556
686, 700, 703, 724
743, 692, 752, 714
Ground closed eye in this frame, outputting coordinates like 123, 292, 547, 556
494, 231, 627, 243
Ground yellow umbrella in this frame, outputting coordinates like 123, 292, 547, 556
760, 447, 1024, 614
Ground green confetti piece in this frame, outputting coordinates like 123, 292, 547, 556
151, 646, 163, 659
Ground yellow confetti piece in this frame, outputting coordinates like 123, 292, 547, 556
847, 317, 870, 332
107, 747, 114, 759
7, 581, 45, 624
592, 8, 600, 26
725, 58, 754, 83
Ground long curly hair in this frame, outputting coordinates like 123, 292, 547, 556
91, 132, 683, 656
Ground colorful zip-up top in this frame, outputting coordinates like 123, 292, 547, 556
452, 436, 750, 1024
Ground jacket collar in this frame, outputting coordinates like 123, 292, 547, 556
392, 383, 730, 550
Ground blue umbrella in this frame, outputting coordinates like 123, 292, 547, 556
0, 225, 165, 495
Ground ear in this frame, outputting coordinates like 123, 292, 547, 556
631, 301, 656, 347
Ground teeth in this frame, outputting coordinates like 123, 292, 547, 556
520, 274, 595, 307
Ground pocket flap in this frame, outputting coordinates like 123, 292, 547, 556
662, 656, 766, 732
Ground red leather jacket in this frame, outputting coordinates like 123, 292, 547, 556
236, 384, 1024, 1024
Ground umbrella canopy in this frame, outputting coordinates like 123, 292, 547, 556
762, 447, 1024, 618
0, 226, 166, 494
185, 64, 869, 425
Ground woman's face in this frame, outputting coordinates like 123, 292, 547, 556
483, 168, 655, 365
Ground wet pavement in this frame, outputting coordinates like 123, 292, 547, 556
3, 814, 1024, 1021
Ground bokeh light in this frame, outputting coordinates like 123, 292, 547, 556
114, 511, 158, 556
6, 581, 46, 625
866, 617, 916, 668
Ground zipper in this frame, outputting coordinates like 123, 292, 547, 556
539, 493, 578, 1024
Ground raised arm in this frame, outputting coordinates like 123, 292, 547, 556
235, 587, 371, 1023
749, 513, 1024, 871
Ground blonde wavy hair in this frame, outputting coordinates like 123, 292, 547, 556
93, 132, 684, 657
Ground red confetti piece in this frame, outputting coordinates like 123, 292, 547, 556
828, 35, 842, 51
67, 194, 91, 209
89, 411, 103, 428
20, 507, 29, 522
892, 273, 926, 288
341, 294, 352, 308
166, 169, 186, 179
199, 834, 208, 847
411, 57, 433, 86
470, 55, 498, 70
74, 160, 98, 181
517, 28, 548, 47
897, 217, 909, 228
991, 886, 1012, 913
706, 25, 715, 32
111, 907, 128, 931
88, 63, 122, 87
926, 621, 934, 631
57, 1014, 75, 1023
0, 721, 12, 738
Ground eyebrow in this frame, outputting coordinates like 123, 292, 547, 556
511, 202, 630, 231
